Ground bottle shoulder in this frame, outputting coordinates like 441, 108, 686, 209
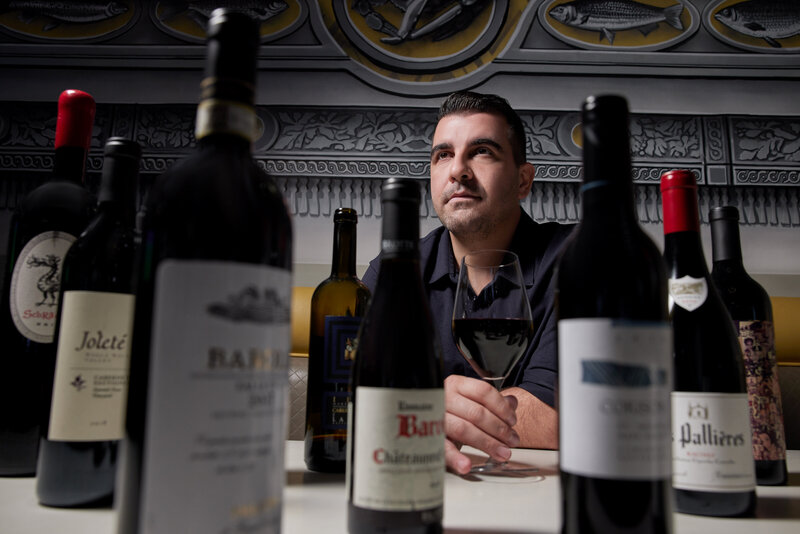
15, 180, 96, 232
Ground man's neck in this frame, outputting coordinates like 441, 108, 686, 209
449, 209, 521, 269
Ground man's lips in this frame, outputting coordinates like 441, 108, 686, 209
447, 192, 480, 202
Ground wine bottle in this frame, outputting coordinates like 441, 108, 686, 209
115, 10, 292, 534
0, 89, 96, 476
661, 170, 756, 517
557, 95, 672, 534
304, 207, 370, 473
710, 205, 787, 486
36, 138, 141, 507
347, 178, 444, 534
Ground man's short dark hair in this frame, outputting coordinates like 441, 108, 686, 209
437, 91, 527, 166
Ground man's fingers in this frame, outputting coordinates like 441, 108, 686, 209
445, 375, 516, 427
445, 411, 516, 463
444, 438, 471, 475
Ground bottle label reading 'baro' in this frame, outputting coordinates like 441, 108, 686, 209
672, 391, 756, 492
140, 260, 290, 534
9, 231, 76, 343
321, 316, 359, 432
351, 387, 445, 512
559, 319, 672, 480
668, 276, 708, 312
48, 291, 135, 441
737, 319, 786, 462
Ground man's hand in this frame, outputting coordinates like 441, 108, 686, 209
443, 375, 520, 475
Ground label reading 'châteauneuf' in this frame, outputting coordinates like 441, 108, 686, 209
9, 231, 76, 343
140, 260, 290, 534
668, 276, 708, 312
48, 290, 135, 441
321, 316, 359, 432
351, 387, 445, 512
559, 319, 672, 480
737, 320, 786, 461
672, 392, 756, 492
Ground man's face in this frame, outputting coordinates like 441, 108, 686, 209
430, 112, 530, 240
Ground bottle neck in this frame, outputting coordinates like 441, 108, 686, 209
380, 197, 419, 262
662, 185, 709, 277
331, 220, 358, 278
52, 145, 88, 184
98, 163, 139, 226
195, 98, 256, 149
710, 217, 744, 265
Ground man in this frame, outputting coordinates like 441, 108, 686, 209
361, 91, 573, 474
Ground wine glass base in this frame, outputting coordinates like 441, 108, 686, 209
468, 461, 545, 481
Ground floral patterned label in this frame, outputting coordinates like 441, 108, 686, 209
738, 320, 786, 462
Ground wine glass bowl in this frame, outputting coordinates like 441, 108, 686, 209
452, 250, 533, 390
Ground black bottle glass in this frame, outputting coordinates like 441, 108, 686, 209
661, 171, 756, 517
557, 95, 672, 534
0, 89, 96, 476
347, 178, 444, 534
36, 138, 141, 507
115, 10, 292, 534
305, 207, 370, 472
710, 205, 787, 486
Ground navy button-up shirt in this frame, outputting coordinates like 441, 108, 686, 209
361, 210, 574, 408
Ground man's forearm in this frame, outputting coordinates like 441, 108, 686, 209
502, 387, 558, 450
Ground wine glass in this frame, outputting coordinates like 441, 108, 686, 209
451, 249, 538, 475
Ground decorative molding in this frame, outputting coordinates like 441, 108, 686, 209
734, 168, 800, 186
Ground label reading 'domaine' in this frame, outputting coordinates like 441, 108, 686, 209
672, 391, 756, 492
140, 260, 290, 534
352, 387, 445, 512
48, 290, 135, 441
9, 231, 76, 343
559, 319, 672, 480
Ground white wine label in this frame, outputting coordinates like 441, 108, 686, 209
672, 391, 756, 492
668, 276, 708, 312
351, 387, 445, 512
559, 318, 672, 480
48, 291, 135, 441
140, 260, 290, 534
195, 99, 257, 142
9, 231, 76, 343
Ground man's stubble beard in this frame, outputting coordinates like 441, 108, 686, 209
437, 205, 494, 243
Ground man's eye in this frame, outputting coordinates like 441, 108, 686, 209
474, 147, 492, 155
434, 152, 451, 161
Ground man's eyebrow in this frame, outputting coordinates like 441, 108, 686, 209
430, 138, 504, 157
470, 138, 504, 151
430, 142, 452, 157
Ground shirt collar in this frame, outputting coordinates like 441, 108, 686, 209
424, 209, 538, 289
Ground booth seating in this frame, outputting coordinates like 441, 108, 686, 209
287, 288, 800, 448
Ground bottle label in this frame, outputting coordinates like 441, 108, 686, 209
672, 391, 756, 492
195, 99, 257, 142
48, 290, 135, 441
350, 387, 445, 511
668, 276, 708, 312
320, 315, 359, 433
737, 320, 786, 462
140, 260, 290, 534
558, 318, 672, 480
9, 231, 76, 343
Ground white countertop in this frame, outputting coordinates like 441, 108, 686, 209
2, 442, 799, 533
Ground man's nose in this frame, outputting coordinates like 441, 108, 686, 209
450, 153, 473, 183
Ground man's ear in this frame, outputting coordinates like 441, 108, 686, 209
518, 162, 535, 199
